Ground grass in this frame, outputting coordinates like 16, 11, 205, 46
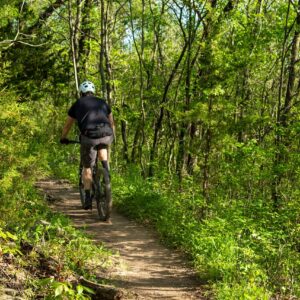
112, 165, 300, 300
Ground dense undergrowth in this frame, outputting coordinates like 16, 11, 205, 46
112, 167, 300, 299
52, 140, 300, 299
1, 91, 299, 299
0, 95, 113, 299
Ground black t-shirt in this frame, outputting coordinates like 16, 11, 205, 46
68, 95, 112, 132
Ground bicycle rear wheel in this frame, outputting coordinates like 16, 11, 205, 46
79, 165, 85, 209
95, 168, 112, 221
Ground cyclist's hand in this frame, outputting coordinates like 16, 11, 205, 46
60, 138, 69, 144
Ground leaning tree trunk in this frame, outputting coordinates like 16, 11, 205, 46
149, 41, 188, 177
271, 0, 300, 207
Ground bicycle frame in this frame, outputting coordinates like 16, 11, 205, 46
64, 139, 112, 221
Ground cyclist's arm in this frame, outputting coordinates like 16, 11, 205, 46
61, 116, 76, 139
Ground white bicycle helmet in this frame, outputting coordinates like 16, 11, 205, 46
79, 80, 95, 94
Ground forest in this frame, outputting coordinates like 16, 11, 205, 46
0, 0, 300, 299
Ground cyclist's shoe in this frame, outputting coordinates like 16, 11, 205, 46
84, 192, 92, 210
84, 200, 92, 210
105, 218, 112, 224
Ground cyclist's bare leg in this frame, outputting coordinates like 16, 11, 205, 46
98, 149, 108, 168
82, 167, 92, 190
98, 148, 110, 171
98, 148, 107, 161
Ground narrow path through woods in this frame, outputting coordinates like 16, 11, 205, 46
36, 179, 206, 300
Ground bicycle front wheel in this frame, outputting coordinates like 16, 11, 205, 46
95, 168, 112, 221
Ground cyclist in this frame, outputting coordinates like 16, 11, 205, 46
60, 80, 115, 210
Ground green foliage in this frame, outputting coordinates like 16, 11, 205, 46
1, 0, 300, 298
38, 278, 94, 300
0, 227, 22, 256
113, 167, 300, 298
0, 92, 112, 298
0, 3, 18, 29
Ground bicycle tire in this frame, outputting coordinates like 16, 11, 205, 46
79, 165, 85, 209
95, 168, 112, 221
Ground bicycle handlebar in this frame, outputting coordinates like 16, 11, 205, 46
60, 138, 80, 145
67, 140, 80, 144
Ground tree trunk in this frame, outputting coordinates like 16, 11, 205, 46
176, 2, 194, 183
271, 0, 300, 207
149, 41, 188, 177
68, 0, 80, 97
128, 0, 146, 165
121, 120, 129, 163
99, 0, 106, 98
78, 0, 92, 78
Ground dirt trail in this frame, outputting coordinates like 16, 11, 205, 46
36, 179, 206, 300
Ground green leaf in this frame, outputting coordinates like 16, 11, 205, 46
82, 286, 95, 295
76, 285, 83, 295
54, 284, 64, 297
5, 231, 17, 241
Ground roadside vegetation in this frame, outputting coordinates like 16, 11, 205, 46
1, 0, 300, 299
113, 168, 300, 299
0, 94, 113, 299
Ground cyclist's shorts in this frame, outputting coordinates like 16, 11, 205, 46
80, 135, 113, 168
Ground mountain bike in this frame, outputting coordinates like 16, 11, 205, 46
65, 140, 112, 221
